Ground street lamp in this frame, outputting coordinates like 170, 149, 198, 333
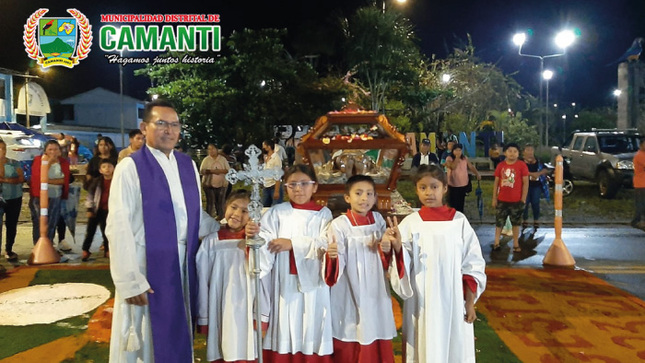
380, 0, 407, 12
543, 69, 554, 145
512, 29, 577, 146
111, 30, 125, 148
561, 114, 567, 144
441, 73, 451, 83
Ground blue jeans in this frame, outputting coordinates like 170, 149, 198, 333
523, 186, 542, 222
262, 184, 283, 207
29, 196, 62, 244
632, 188, 645, 225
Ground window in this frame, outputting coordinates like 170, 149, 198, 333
572, 136, 585, 151
583, 137, 598, 153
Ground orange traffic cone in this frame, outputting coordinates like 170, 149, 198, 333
28, 156, 60, 265
543, 155, 575, 268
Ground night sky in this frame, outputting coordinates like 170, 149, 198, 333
2, 0, 645, 110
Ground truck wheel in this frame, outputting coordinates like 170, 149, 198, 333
598, 170, 618, 199
562, 179, 574, 197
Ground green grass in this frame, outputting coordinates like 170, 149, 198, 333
474, 312, 522, 362
62, 342, 109, 363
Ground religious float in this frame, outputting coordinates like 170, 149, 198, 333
297, 108, 413, 214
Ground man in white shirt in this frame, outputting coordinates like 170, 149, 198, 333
117, 129, 144, 162
106, 99, 218, 362
262, 139, 283, 207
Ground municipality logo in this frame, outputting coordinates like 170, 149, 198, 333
23, 8, 92, 69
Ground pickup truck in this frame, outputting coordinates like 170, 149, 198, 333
551, 129, 642, 199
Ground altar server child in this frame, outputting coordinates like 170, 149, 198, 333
325, 174, 412, 363
196, 189, 260, 363
247, 164, 334, 362
390, 164, 486, 363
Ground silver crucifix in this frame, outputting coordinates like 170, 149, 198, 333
224, 144, 283, 363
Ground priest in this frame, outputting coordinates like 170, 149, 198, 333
106, 99, 219, 362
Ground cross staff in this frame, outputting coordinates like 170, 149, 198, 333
225, 144, 283, 363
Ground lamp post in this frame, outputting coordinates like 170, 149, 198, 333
543, 70, 553, 146
111, 30, 125, 148
513, 30, 576, 147
380, 0, 407, 12
561, 114, 567, 144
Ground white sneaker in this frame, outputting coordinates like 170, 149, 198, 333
59, 240, 73, 252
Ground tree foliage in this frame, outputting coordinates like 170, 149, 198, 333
341, 6, 422, 113
136, 29, 346, 148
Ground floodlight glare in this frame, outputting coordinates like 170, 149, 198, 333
542, 69, 554, 80
513, 33, 526, 47
555, 30, 575, 49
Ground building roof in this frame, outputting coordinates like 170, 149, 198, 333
60, 87, 144, 105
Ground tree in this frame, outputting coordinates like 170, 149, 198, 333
137, 29, 346, 148
425, 37, 533, 133
341, 6, 422, 113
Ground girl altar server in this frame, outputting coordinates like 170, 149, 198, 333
248, 164, 334, 362
196, 190, 259, 363
391, 164, 486, 362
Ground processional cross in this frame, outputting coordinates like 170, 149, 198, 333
225, 144, 283, 363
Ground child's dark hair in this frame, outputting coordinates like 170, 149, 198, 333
225, 189, 251, 207
450, 143, 466, 160
99, 158, 116, 167
503, 142, 520, 152
283, 164, 317, 183
412, 164, 447, 186
345, 174, 375, 194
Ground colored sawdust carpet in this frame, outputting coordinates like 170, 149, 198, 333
1, 265, 643, 362
478, 268, 645, 362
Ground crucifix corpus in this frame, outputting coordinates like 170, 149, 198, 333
225, 144, 283, 363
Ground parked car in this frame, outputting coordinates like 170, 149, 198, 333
551, 129, 643, 198
0, 130, 43, 161
0, 130, 45, 184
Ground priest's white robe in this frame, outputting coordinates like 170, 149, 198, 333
196, 230, 256, 362
326, 213, 412, 345
398, 211, 486, 363
258, 202, 334, 357
107, 146, 219, 363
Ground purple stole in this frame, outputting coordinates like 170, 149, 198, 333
131, 146, 200, 362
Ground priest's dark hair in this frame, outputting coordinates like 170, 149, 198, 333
225, 189, 251, 207
413, 164, 447, 186
345, 174, 375, 194
143, 99, 176, 123
283, 164, 317, 184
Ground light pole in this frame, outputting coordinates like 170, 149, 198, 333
380, 0, 407, 12
513, 30, 576, 146
111, 30, 125, 148
543, 70, 553, 146
561, 114, 567, 144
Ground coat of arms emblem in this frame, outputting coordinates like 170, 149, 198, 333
24, 8, 92, 69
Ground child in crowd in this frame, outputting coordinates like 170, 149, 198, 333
247, 164, 334, 362
492, 142, 529, 252
82, 158, 115, 261
522, 144, 549, 229
196, 190, 259, 363
325, 175, 411, 363
387, 164, 486, 362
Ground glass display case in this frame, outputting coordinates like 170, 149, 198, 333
298, 109, 409, 211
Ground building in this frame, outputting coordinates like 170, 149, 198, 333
59, 87, 144, 148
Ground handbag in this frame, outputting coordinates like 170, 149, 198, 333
465, 177, 473, 194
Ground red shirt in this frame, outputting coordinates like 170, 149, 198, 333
494, 160, 529, 202
633, 150, 645, 188
99, 178, 112, 210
